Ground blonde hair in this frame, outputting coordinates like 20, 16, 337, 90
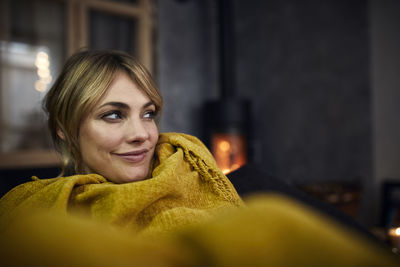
44, 50, 162, 175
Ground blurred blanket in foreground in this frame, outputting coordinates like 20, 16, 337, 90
0, 194, 398, 267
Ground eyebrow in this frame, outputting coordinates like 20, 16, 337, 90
98, 101, 155, 110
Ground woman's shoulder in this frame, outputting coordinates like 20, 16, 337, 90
1, 175, 88, 198
1, 176, 59, 202
0, 174, 107, 214
0, 177, 56, 219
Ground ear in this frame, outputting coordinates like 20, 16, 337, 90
57, 128, 66, 140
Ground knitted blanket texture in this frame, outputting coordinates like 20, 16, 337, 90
0, 132, 242, 235
1, 133, 398, 266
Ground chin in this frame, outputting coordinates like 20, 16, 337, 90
117, 170, 149, 183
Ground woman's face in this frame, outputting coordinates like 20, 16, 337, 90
78, 72, 159, 183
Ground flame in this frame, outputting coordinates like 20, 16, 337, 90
211, 133, 247, 175
219, 140, 231, 152
222, 169, 231, 175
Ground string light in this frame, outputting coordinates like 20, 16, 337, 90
34, 51, 52, 92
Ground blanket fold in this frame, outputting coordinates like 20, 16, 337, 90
0, 132, 242, 235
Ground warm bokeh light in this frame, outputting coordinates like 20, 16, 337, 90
211, 133, 247, 175
388, 227, 400, 252
37, 68, 50, 78
34, 51, 52, 92
34, 80, 47, 92
395, 227, 400, 236
389, 227, 400, 236
35, 53, 49, 68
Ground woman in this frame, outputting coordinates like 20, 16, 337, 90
0, 50, 242, 235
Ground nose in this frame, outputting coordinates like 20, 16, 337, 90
125, 119, 149, 143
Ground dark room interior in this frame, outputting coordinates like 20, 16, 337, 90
1, 0, 400, 261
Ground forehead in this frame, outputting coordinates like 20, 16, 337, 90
97, 72, 150, 106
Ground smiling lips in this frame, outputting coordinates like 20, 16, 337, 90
113, 149, 149, 163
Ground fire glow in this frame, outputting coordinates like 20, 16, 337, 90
211, 133, 247, 174
389, 227, 400, 236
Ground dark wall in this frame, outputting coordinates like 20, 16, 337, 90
370, 0, 400, 224
158, 0, 218, 137
234, 0, 371, 184
159, 0, 371, 184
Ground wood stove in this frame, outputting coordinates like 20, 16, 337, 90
203, 0, 251, 174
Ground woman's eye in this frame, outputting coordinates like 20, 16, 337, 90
143, 110, 156, 120
102, 111, 122, 120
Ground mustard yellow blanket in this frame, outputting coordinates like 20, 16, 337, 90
0, 195, 398, 266
0, 132, 242, 235
1, 133, 398, 266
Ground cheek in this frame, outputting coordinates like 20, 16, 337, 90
148, 123, 159, 144
96, 133, 121, 150
80, 122, 123, 152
